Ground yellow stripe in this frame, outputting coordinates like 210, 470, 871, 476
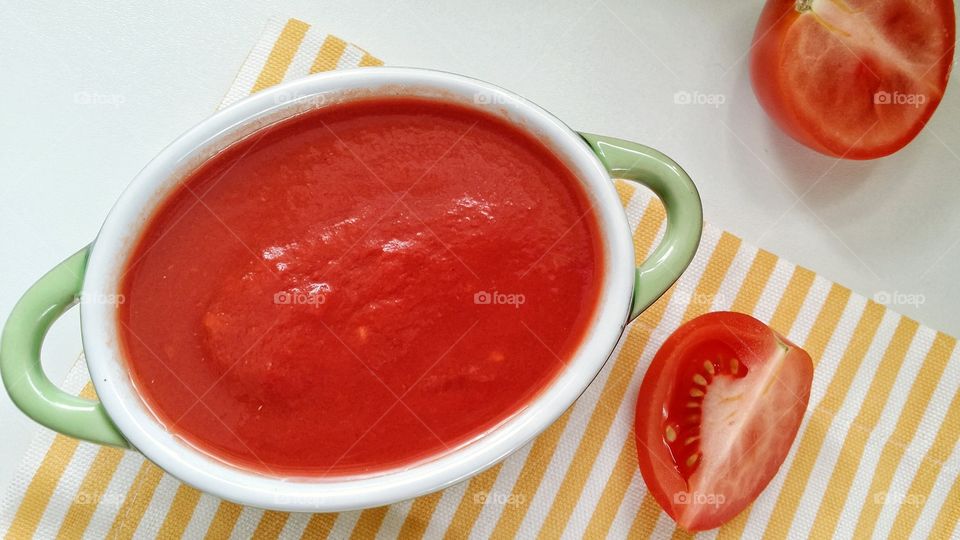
105, 461, 165, 540
250, 19, 311, 93
581, 436, 637, 538
442, 463, 503, 539
718, 281, 851, 539
488, 410, 574, 538
6, 385, 99, 539
204, 501, 243, 539
486, 198, 669, 538
930, 471, 960, 538
768, 267, 815, 334
56, 446, 126, 539
628, 494, 667, 538
808, 317, 919, 536
762, 300, 886, 540
850, 332, 956, 538
156, 484, 203, 538
614, 178, 638, 208
310, 35, 348, 73
252, 510, 290, 539
670, 527, 695, 540
5, 435, 80, 539
728, 249, 778, 313
300, 514, 336, 539
350, 506, 389, 539
358, 52, 384, 67
889, 380, 960, 536
397, 491, 443, 538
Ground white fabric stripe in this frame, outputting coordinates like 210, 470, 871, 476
180, 493, 220, 539
650, 512, 676, 538
871, 347, 960, 537
740, 280, 858, 537
34, 440, 100, 538
283, 25, 328, 81
338, 43, 369, 69
228, 506, 264, 540
560, 239, 758, 540
787, 310, 902, 538
131, 473, 179, 539
421, 480, 467, 538
466, 438, 534, 539
327, 509, 363, 538
755, 257, 795, 324
278, 512, 311, 539
606, 470, 643, 539
0, 426, 59, 536
376, 498, 414, 539
912, 428, 960, 539
219, 18, 286, 109
830, 326, 936, 540
513, 226, 723, 538
82, 450, 148, 540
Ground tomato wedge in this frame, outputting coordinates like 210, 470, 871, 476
634, 312, 814, 531
751, 0, 955, 159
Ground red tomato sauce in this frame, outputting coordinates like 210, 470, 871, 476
118, 97, 604, 476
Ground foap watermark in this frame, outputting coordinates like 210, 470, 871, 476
473, 490, 525, 507
673, 491, 726, 508
673, 90, 726, 108
74, 490, 125, 506
73, 91, 126, 108
873, 490, 925, 507
873, 290, 925, 308
874, 90, 926, 108
473, 92, 511, 106
274, 290, 326, 307
272, 91, 328, 108
474, 290, 525, 308
76, 293, 125, 306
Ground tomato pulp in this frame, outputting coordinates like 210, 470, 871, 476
751, 0, 955, 159
118, 97, 604, 476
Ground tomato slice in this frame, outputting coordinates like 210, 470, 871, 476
634, 312, 814, 531
750, 0, 955, 159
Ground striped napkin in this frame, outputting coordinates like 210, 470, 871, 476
3, 17, 959, 540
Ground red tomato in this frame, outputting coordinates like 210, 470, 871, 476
634, 312, 814, 531
750, 0, 955, 159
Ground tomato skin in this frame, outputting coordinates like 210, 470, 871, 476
750, 0, 956, 159
634, 312, 813, 531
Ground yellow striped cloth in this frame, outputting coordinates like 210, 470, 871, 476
3, 17, 960, 540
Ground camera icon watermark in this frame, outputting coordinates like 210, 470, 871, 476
474, 290, 525, 308
673, 90, 726, 108
473, 93, 511, 106
873, 90, 926, 108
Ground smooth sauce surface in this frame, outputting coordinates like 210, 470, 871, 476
119, 97, 604, 476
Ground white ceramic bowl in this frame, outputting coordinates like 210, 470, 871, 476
1, 68, 702, 512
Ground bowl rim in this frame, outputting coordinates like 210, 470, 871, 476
80, 67, 635, 512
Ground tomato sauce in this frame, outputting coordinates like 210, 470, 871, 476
118, 97, 604, 476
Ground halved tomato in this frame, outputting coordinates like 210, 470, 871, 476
634, 312, 814, 531
751, 0, 955, 159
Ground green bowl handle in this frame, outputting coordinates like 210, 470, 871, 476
0, 246, 128, 447
580, 133, 703, 322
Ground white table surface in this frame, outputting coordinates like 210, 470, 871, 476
1, 0, 958, 493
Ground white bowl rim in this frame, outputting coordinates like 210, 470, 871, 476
81, 67, 635, 512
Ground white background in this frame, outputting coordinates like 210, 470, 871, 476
0, 0, 957, 490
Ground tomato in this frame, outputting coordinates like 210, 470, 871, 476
750, 0, 955, 159
634, 312, 814, 531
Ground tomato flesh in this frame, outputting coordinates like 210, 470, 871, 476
751, 0, 955, 159
635, 312, 814, 531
